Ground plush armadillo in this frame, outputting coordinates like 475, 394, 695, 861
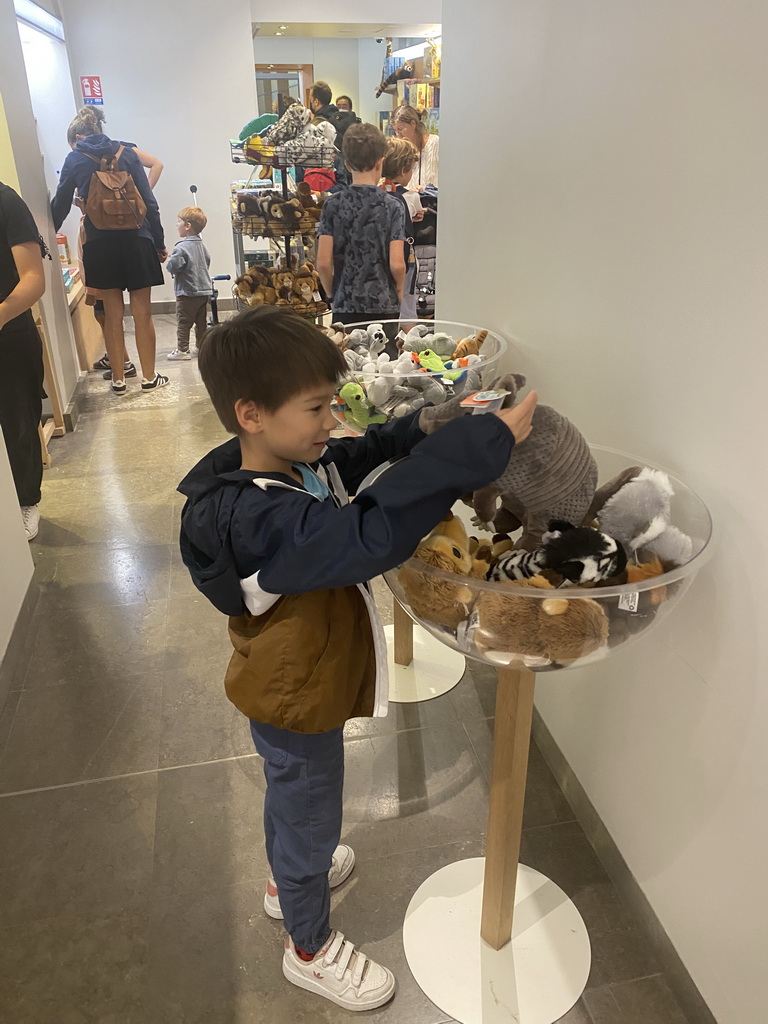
420, 373, 597, 549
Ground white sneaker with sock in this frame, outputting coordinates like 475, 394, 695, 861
20, 505, 40, 541
283, 931, 396, 1012
264, 844, 355, 920
167, 349, 191, 361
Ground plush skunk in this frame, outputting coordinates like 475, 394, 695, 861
490, 521, 628, 584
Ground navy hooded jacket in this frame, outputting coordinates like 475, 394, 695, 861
178, 411, 515, 618
51, 134, 164, 250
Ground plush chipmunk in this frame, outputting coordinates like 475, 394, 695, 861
453, 330, 488, 361
420, 373, 598, 549
399, 512, 491, 630
473, 576, 609, 667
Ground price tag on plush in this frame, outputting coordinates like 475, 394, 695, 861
460, 390, 510, 415
618, 591, 639, 613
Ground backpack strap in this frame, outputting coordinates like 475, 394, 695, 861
84, 144, 125, 170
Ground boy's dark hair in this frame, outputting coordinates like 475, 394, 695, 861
198, 306, 346, 434
342, 123, 388, 172
310, 81, 333, 108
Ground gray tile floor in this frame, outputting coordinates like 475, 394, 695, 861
0, 316, 691, 1023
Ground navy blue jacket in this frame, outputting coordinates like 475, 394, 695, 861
51, 134, 164, 249
178, 411, 514, 618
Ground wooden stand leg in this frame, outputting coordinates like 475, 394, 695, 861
393, 599, 414, 668
481, 665, 536, 950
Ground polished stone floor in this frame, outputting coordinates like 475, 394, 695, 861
0, 316, 691, 1023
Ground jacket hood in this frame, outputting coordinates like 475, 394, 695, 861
177, 438, 301, 616
75, 134, 120, 159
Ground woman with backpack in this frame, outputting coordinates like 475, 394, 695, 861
52, 108, 168, 395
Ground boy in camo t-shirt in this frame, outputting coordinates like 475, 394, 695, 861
316, 124, 405, 328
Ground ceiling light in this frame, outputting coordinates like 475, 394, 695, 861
279, 25, 287, 30
392, 42, 427, 60
275, 31, 282, 35
14, 0, 64, 40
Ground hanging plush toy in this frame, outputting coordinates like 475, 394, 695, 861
375, 62, 415, 98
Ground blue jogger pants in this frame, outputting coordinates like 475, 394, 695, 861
249, 719, 344, 955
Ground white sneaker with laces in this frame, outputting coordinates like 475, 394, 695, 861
21, 505, 40, 541
283, 930, 396, 1011
264, 844, 355, 920
167, 349, 191, 361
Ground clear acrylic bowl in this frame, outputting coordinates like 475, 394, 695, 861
332, 319, 508, 433
363, 445, 713, 671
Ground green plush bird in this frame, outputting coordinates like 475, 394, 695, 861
339, 382, 387, 431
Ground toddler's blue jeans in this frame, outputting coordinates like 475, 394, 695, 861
249, 719, 345, 955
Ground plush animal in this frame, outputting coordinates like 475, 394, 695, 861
592, 467, 694, 565
262, 103, 312, 145
366, 323, 388, 355
375, 62, 414, 98
490, 521, 627, 584
473, 576, 609, 667
453, 330, 488, 361
338, 381, 387, 431
320, 323, 346, 347
420, 373, 598, 549
280, 198, 305, 231
399, 513, 490, 629
273, 269, 294, 306
233, 267, 277, 307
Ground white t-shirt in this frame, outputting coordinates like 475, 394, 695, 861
406, 134, 440, 189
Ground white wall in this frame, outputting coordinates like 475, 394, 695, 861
0, 0, 80, 409
357, 37, 389, 128
17, 21, 80, 266
250, 0, 441, 23
439, 2, 767, 1022
61, 0, 258, 304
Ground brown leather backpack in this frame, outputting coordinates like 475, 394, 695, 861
84, 144, 147, 230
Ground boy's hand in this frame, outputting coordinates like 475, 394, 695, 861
495, 390, 538, 444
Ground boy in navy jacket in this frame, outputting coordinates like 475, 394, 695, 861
178, 306, 536, 1012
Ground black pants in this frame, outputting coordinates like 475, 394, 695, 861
0, 317, 44, 507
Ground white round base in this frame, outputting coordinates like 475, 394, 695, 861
384, 624, 465, 703
404, 859, 591, 1024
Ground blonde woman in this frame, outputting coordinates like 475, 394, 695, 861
392, 104, 439, 190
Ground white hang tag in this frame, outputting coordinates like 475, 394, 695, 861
618, 591, 639, 613
396, 330, 408, 342
312, 291, 322, 301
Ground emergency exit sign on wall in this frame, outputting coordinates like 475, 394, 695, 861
80, 77, 103, 105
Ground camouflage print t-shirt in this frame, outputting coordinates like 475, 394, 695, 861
318, 185, 405, 316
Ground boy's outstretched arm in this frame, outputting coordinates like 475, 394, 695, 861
237, 414, 518, 599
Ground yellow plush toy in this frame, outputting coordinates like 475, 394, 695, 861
400, 512, 490, 630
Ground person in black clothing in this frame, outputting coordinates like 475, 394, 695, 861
307, 81, 361, 191
0, 182, 47, 540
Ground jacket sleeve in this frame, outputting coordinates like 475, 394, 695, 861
237, 412, 514, 594
165, 244, 187, 275
323, 410, 427, 494
124, 148, 164, 249
51, 153, 79, 232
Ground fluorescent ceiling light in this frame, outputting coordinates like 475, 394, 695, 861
14, 0, 64, 40
391, 43, 427, 60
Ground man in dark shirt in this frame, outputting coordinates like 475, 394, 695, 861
0, 182, 47, 540
316, 125, 405, 327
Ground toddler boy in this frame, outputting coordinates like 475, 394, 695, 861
178, 305, 536, 1012
166, 206, 211, 360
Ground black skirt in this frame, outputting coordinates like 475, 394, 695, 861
83, 234, 164, 292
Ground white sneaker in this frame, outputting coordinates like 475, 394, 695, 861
283, 931, 396, 1012
167, 348, 191, 360
21, 505, 40, 541
264, 844, 355, 920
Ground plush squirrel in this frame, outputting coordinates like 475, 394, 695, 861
399, 512, 490, 629
490, 521, 628, 584
420, 374, 598, 549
